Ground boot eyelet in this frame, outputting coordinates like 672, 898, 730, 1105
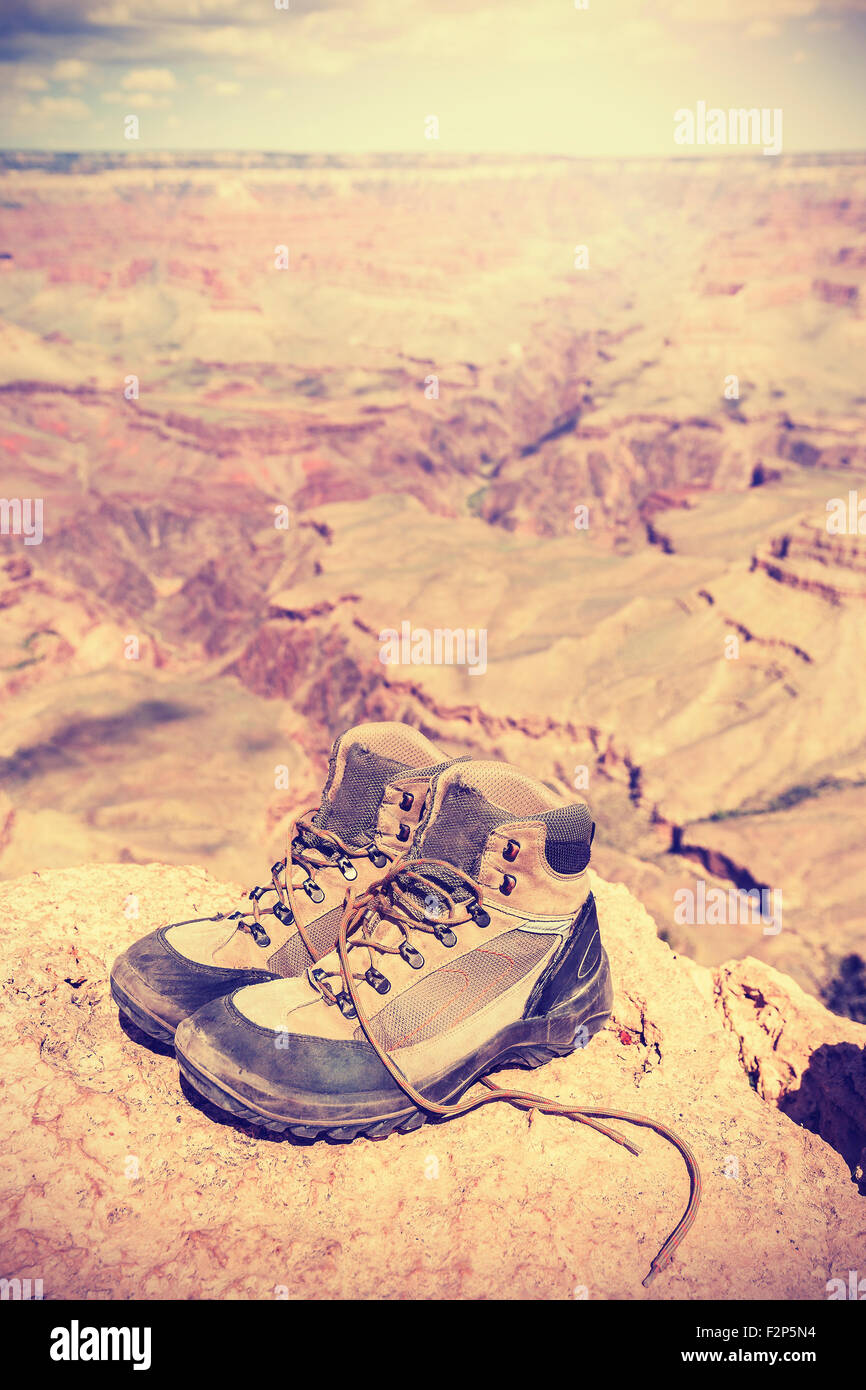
364, 967, 391, 995
367, 846, 388, 868
399, 941, 425, 970
302, 877, 326, 903
272, 901, 294, 926
397, 822, 411, 843
248, 885, 268, 902
271, 858, 287, 876
250, 926, 271, 948
400, 791, 414, 812
503, 839, 521, 863
468, 902, 490, 928
499, 874, 517, 897
336, 855, 358, 881
434, 925, 458, 947
336, 991, 357, 1019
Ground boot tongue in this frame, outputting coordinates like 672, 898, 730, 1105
410, 759, 594, 870
309, 722, 445, 847
399, 760, 591, 913
343, 769, 504, 954
320, 759, 592, 963
387, 762, 520, 921
344, 763, 508, 951
410, 771, 514, 877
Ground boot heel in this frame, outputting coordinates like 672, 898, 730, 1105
496, 1006, 612, 1072
510, 945, 614, 1068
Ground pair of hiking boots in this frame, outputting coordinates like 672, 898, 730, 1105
111, 720, 699, 1284
111, 720, 611, 1137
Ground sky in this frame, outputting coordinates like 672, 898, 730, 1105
1, 0, 865, 155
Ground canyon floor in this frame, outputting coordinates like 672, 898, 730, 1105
1, 151, 865, 1021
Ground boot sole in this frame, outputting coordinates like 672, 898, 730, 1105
175, 950, 614, 1141
110, 975, 176, 1045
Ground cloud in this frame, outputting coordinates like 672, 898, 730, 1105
0, 0, 864, 107
13, 70, 49, 91
660, 0, 866, 19
0, 0, 781, 76
120, 66, 176, 90
87, 0, 264, 22
103, 89, 171, 106
51, 59, 90, 81
35, 96, 92, 118
196, 72, 243, 93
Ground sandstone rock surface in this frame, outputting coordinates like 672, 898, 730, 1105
1, 863, 863, 1300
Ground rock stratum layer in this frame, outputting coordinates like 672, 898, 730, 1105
1, 863, 863, 1300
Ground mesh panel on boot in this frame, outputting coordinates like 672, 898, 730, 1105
539, 804, 594, 874
313, 747, 411, 844
449, 761, 561, 817
266, 933, 312, 978
267, 906, 343, 974
312, 724, 448, 847
412, 781, 512, 878
407, 754, 471, 783
400, 780, 512, 916
406, 772, 593, 911
354, 928, 555, 1050
414, 772, 594, 878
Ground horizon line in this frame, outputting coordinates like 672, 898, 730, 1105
3, 147, 866, 161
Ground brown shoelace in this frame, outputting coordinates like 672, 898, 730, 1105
183, 810, 375, 960
310, 856, 702, 1288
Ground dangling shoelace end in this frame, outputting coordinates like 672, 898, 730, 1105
327, 859, 701, 1290
642, 1252, 673, 1288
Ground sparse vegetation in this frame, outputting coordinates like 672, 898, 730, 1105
708, 775, 866, 822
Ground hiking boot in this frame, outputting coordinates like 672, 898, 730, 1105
111, 721, 455, 1044
174, 758, 613, 1135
